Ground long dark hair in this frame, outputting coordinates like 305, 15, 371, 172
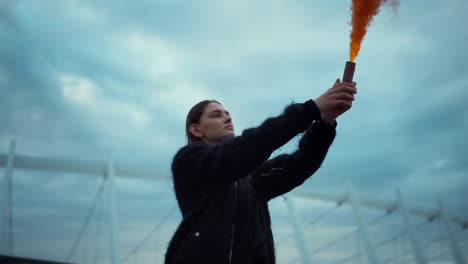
185, 100, 221, 144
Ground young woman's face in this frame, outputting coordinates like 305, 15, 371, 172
190, 102, 235, 144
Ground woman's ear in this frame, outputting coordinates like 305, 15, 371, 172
189, 124, 203, 138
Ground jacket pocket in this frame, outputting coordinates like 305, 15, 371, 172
175, 214, 232, 263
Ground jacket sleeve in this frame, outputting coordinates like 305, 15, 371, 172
251, 118, 336, 201
172, 100, 322, 192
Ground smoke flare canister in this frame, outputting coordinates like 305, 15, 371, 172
342, 61, 356, 82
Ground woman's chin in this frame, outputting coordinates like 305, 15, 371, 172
222, 132, 235, 139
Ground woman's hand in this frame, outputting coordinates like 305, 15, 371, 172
314, 79, 357, 125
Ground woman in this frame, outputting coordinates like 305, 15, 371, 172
165, 79, 357, 264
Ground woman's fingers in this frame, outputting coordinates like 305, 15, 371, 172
328, 79, 343, 90
334, 84, 357, 94
338, 100, 352, 109
319, 79, 357, 119
334, 92, 355, 101
328, 85, 357, 97
316, 79, 358, 114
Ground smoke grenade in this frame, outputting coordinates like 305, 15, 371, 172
342, 61, 356, 82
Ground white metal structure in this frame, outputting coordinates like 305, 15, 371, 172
0, 140, 160, 264
1, 139, 467, 263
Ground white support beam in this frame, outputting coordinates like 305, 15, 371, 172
348, 183, 380, 264
1, 140, 15, 256
439, 199, 466, 264
106, 156, 121, 264
0, 153, 162, 180
293, 189, 468, 229
395, 190, 427, 264
285, 197, 313, 264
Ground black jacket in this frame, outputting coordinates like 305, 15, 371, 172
165, 100, 336, 264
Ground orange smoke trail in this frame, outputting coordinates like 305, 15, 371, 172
349, 0, 399, 62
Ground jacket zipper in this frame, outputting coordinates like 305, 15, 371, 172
228, 181, 238, 264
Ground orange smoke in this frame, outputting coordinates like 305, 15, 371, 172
349, 0, 399, 62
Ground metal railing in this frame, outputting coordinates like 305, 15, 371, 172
1, 139, 467, 263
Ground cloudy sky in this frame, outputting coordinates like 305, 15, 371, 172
1, 0, 467, 263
